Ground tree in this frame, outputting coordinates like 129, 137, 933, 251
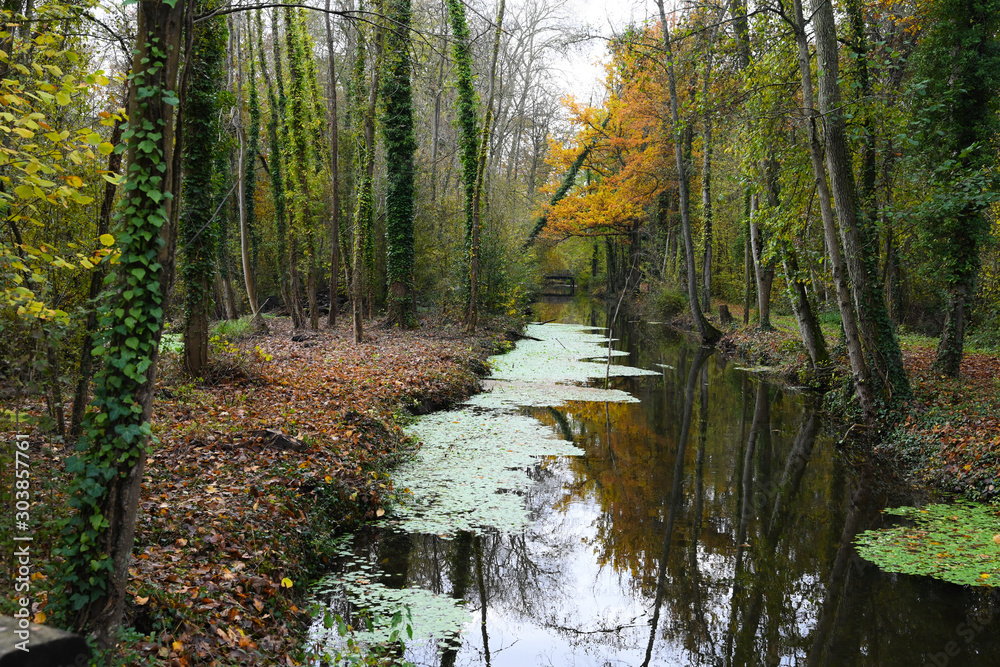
445, 0, 481, 325
792, 0, 875, 415
57, 0, 188, 646
381, 0, 416, 327
325, 0, 340, 327
180, 9, 226, 376
811, 0, 909, 404
351, 1, 381, 343
466, 0, 506, 333
912, 0, 1000, 377
655, 0, 721, 344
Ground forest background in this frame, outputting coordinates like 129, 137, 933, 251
1, 0, 1000, 659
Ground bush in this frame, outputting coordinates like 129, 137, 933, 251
647, 283, 687, 319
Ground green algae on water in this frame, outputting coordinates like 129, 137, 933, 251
395, 408, 582, 536
855, 502, 1000, 587
312, 566, 470, 651
395, 323, 655, 537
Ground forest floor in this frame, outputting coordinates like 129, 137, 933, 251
713, 306, 1000, 502
0, 314, 513, 666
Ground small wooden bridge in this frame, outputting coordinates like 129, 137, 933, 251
541, 271, 576, 297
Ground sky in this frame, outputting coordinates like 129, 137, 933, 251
551, 0, 655, 103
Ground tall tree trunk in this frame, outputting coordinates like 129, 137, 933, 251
325, 0, 340, 327
656, 0, 720, 344
466, 0, 506, 333
382, 0, 417, 328
352, 5, 381, 343
182, 6, 226, 377
793, 0, 875, 418
256, 11, 293, 324
61, 0, 188, 645
445, 0, 482, 320
810, 0, 909, 403
700, 10, 722, 312
234, 24, 259, 318
749, 194, 774, 330
271, 7, 305, 328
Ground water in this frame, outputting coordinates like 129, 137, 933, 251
310, 298, 1000, 666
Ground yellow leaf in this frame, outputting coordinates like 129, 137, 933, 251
98, 141, 114, 155
65, 175, 82, 187
32, 611, 46, 623
281, 577, 293, 588
55, 90, 70, 106
376, 508, 385, 517
99, 233, 114, 246
135, 595, 149, 605
172, 641, 183, 651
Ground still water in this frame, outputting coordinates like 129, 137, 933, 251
311, 297, 999, 666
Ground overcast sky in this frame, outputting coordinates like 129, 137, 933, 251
546, 0, 655, 105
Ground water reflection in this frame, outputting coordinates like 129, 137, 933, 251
316, 298, 1000, 666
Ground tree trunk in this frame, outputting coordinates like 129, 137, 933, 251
466, 0, 505, 333
749, 194, 773, 330
656, 0, 720, 344
325, 0, 339, 328
700, 10, 722, 312
782, 247, 830, 373
383, 0, 417, 328
883, 222, 901, 326
233, 23, 258, 318
257, 11, 293, 325
182, 4, 226, 376
935, 281, 969, 376
63, 0, 187, 645
793, 0, 875, 418
810, 0, 909, 403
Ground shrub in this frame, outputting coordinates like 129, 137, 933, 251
647, 283, 687, 319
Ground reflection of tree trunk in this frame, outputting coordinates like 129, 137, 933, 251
766, 408, 819, 542
547, 407, 575, 443
378, 528, 411, 590
474, 535, 491, 666
642, 346, 710, 667
441, 531, 474, 667
726, 380, 766, 663
805, 474, 872, 667
685, 361, 716, 654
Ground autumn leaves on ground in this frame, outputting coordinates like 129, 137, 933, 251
3, 316, 503, 666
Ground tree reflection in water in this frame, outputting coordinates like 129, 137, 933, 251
317, 305, 1000, 666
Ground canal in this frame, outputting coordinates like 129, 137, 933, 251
309, 298, 999, 666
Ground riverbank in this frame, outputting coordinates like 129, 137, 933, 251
0, 315, 512, 665
709, 307, 1000, 502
